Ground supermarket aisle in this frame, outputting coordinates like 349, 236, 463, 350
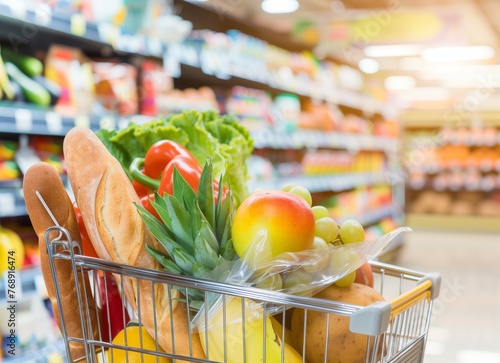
393, 229, 500, 363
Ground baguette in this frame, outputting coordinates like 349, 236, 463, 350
63, 127, 205, 361
23, 162, 99, 361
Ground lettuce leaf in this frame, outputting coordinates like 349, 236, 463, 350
96, 110, 254, 207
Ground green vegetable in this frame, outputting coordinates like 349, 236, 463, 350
5, 62, 50, 107
33, 75, 61, 105
0, 53, 15, 100
1, 48, 43, 77
97, 110, 254, 207
136, 161, 235, 310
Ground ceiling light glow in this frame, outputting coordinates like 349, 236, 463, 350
399, 87, 451, 101
422, 45, 495, 62
358, 58, 380, 74
384, 76, 416, 90
364, 44, 423, 58
261, 0, 299, 14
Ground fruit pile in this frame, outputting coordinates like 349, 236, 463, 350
126, 138, 393, 363
231, 182, 371, 294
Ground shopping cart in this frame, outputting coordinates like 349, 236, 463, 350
45, 226, 441, 363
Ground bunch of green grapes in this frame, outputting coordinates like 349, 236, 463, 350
281, 183, 367, 288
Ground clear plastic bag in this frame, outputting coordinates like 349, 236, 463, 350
193, 226, 410, 332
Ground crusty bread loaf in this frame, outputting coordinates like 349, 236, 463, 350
63, 127, 205, 361
23, 162, 99, 361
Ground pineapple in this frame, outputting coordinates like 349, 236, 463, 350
136, 159, 236, 311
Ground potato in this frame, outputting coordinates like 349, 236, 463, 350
290, 283, 385, 363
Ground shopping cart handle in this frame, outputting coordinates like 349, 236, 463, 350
418, 272, 441, 300
350, 301, 391, 336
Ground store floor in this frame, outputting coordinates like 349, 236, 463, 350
393, 228, 500, 363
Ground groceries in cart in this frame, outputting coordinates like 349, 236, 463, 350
23, 110, 438, 363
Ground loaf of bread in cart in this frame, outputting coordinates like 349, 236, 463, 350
23, 162, 100, 361
63, 127, 205, 361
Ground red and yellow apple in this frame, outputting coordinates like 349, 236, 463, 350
232, 190, 315, 261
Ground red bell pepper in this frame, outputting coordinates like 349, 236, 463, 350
131, 156, 227, 198
74, 205, 130, 341
157, 155, 204, 195
143, 140, 195, 179
130, 140, 228, 219
140, 193, 161, 220
73, 202, 99, 258
98, 271, 130, 342
132, 169, 152, 198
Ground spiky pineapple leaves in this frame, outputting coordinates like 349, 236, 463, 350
136, 159, 236, 310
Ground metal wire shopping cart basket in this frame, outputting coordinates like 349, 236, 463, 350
45, 226, 441, 363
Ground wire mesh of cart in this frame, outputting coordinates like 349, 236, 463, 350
45, 226, 441, 363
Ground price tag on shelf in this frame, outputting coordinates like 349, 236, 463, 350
98, 23, 121, 47
15, 109, 32, 132
128, 35, 144, 53
74, 114, 90, 129
326, 133, 339, 148
326, 91, 339, 105
7, 1, 27, 20
304, 132, 317, 149
310, 82, 323, 103
290, 132, 303, 149
163, 48, 181, 78
115, 33, 130, 53
99, 116, 115, 131
345, 135, 360, 153
45, 112, 63, 134
147, 37, 164, 57
70, 13, 87, 37
34, 3, 52, 26
0, 192, 16, 217
182, 45, 200, 67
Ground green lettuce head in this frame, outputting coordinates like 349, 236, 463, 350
96, 110, 254, 207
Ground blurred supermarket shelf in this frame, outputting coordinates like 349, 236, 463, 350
406, 213, 500, 233
407, 173, 500, 192
178, 63, 394, 117
337, 204, 396, 227
0, 184, 25, 218
249, 172, 396, 194
0, 3, 109, 55
0, 2, 394, 118
0, 175, 70, 218
251, 129, 399, 153
0, 2, 163, 58
0, 102, 155, 136
407, 163, 500, 175
402, 109, 500, 128
0, 2, 101, 40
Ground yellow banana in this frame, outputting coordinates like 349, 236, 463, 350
283, 341, 303, 362
270, 316, 295, 348
198, 296, 302, 363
